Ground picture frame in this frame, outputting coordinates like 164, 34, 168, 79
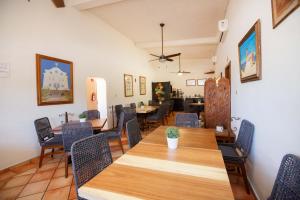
238, 20, 262, 83
124, 74, 133, 97
271, 0, 300, 28
197, 79, 206, 86
139, 76, 146, 95
36, 54, 73, 106
186, 79, 196, 86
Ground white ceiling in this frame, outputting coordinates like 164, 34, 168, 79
70, 0, 229, 59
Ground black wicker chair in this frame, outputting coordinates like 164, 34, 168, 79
175, 113, 199, 128
105, 112, 125, 153
82, 110, 100, 120
183, 99, 195, 113
126, 117, 142, 148
268, 154, 300, 200
115, 104, 124, 127
62, 122, 93, 177
218, 119, 254, 194
146, 103, 169, 126
34, 117, 63, 168
71, 134, 112, 200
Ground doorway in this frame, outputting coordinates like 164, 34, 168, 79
86, 77, 107, 118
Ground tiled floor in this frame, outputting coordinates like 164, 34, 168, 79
0, 114, 256, 200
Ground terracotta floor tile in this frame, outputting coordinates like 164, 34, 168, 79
3, 174, 32, 189
0, 185, 24, 200
43, 157, 61, 165
68, 185, 77, 200
0, 171, 17, 182
57, 162, 64, 169
29, 170, 55, 183
52, 167, 72, 178
16, 168, 37, 177
43, 186, 70, 200
47, 176, 73, 190
0, 180, 7, 189
38, 163, 59, 172
19, 180, 50, 197
11, 163, 37, 174
16, 192, 44, 200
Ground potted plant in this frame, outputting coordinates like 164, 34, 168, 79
79, 113, 87, 122
165, 127, 180, 149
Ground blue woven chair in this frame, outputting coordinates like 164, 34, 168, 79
105, 112, 125, 153
126, 117, 142, 148
71, 134, 112, 200
218, 119, 254, 194
268, 154, 300, 200
62, 122, 93, 177
34, 117, 63, 168
115, 104, 124, 127
175, 113, 199, 128
82, 110, 100, 120
146, 103, 169, 126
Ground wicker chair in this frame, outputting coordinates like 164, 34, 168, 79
146, 103, 169, 126
175, 113, 199, 128
82, 110, 100, 120
105, 112, 125, 153
218, 119, 254, 194
126, 117, 142, 148
268, 154, 300, 200
34, 117, 63, 168
130, 103, 136, 109
62, 122, 93, 177
71, 134, 112, 200
115, 104, 124, 126
183, 99, 194, 113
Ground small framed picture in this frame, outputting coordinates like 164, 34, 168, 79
36, 54, 73, 106
124, 74, 133, 97
186, 79, 196, 86
197, 79, 206, 86
139, 76, 146, 95
271, 0, 300, 28
238, 20, 262, 83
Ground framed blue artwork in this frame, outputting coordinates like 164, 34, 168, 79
36, 54, 73, 106
238, 20, 262, 83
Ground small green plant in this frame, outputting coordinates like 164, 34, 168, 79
166, 127, 180, 138
79, 113, 86, 119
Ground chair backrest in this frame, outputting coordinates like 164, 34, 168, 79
268, 154, 300, 200
71, 134, 112, 198
126, 118, 142, 148
34, 117, 54, 145
130, 103, 136, 109
115, 104, 124, 125
236, 120, 255, 157
115, 112, 125, 136
156, 103, 169, 119
169, 100, 174, 111
184, 99, 193, 112
83, 110, 100, 120
62, 122, 93, 152
175, 113, 199, 128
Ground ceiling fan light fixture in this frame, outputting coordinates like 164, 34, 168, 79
159, 58, 166, 63
177, 72, 183, 76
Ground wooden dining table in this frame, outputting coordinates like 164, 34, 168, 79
52, 118, 107, 132
135, 105, 159, 114
78, 126, 234, 200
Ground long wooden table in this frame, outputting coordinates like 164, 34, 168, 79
52, 118, 107, 132
78, 126, 234, 200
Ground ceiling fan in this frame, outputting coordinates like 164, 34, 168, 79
170, 54, 191, 75
149, 23, 180, 63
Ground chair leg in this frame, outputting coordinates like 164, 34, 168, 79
240, 163, 250, 194
39, 147, 45, 168
64, 153, 69, 178
118, 137, 124, 154
51, 148, 54, 158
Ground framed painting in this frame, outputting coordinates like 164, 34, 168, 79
238, 20, 262, 83
271, 0, 300, 28
197, 79, 206, 86
36, 54, 73, 106
124, 74, 133, 97
186, 79, 196, 86
139, 76, 146, 95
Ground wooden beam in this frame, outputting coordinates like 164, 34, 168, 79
52, 0, 65, 8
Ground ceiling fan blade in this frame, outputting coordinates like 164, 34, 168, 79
150, 54, 160, 57
166, 58, 173, 61
182, 71, 191, 73
149, 58, 159, 62
165, 53, 181, 58
52, 0, 65, 7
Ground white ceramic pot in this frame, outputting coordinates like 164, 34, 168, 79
167, 137, 178, 149
79, 118, 86, 122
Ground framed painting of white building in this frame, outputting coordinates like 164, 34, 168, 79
36, 54, 73, 106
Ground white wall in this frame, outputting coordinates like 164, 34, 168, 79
0, 0, 155, 169
215, 1, 300, 199
153, 59, 215, 97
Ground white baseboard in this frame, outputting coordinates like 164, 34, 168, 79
248, 176, 261, 200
